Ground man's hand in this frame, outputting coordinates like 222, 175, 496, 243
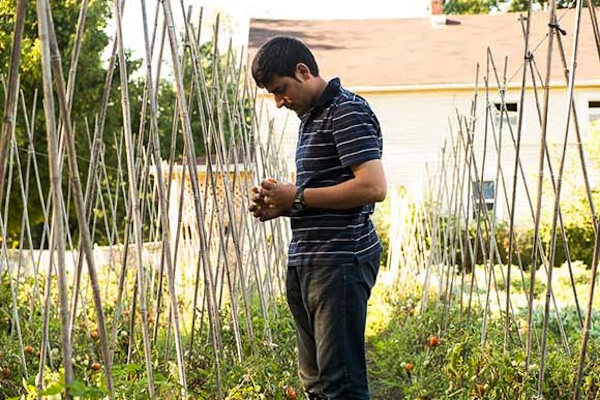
248, 178, 294, 221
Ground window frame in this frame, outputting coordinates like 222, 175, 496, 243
492, 101, 519, 130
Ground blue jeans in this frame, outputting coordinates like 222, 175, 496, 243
286, 255, 380, 400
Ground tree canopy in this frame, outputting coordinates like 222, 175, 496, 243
443, 0, 498, 14
0, 0, 249, 248
442, 0, 600, 14
0, 0, 117, 246
509, 0, 600, 11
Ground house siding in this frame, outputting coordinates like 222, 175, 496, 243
256, 84, 600, 225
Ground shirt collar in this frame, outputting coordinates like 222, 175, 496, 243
314, 77, 341, 108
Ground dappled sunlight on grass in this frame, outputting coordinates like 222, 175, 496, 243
367, 269, 407, 339
364, 257, 600, 399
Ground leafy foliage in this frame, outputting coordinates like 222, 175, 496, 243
443, 0, 600, 14
0, 272, 301, 399
367, 286, 600, 399
509, 0, 600, 11
0, 261, 599, 398
443, 0, 498, 14
0, 0, 120, 247
0, 1, 250, 248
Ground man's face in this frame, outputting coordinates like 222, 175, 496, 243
264, 70, 312, 117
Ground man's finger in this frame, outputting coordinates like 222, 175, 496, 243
261, 178, 278, 190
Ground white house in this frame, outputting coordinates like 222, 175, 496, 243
247, 8, 600, 223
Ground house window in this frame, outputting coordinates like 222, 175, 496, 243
588, 101, 600, 123
472, 180, 495, 217
493, 102, 518, 129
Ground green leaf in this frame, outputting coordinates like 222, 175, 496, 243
39, 382, 64, 395
66, 380, 88, 396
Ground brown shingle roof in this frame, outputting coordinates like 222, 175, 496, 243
248, 9, 600, 88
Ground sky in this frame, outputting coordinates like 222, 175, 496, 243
116, 0, 431, 59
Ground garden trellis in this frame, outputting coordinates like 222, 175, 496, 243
1, 0, 600, 399
0, 0, 289, 398
386, 1, 600, 398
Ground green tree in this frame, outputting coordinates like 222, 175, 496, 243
443, 0, 498, 14
0, 0, 144, 247
509, 0, 541, 10
1, 1, 250, 248
510, 0, 600, 11
1, 0, 101, 245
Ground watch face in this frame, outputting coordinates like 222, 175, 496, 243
292, 199, 305, 211
293, 187, 306, 211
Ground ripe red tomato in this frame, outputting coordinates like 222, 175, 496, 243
429, 335, 440, 347
285, 386, 297, 399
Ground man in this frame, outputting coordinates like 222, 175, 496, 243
249, 36, 387, 400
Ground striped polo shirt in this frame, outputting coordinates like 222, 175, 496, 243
288, 78, 383, 267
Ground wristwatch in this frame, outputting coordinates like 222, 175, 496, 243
292, 187, 307, 211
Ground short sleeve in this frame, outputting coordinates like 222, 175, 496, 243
331, 99, 382, 169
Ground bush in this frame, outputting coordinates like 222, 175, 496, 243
451, 215, 596, 273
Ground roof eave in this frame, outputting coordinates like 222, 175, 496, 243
346, 80, 600, 94
255, 80, 600, 98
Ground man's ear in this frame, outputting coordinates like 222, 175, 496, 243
295, 63, 312, 81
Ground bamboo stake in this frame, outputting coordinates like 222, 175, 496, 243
537, 0, 585, 396
504, 9, 532, 351
161, 0, 223, 395
524, 0, 557, 371
0, 0, 26, 204
138, 0, 167, 349
112, 0, 156, 395
180, 10, 247, 360
38, 224, 58, 392
229, 48, 269, 343
202, 18, 246, 359
35, 0, 74, 396
152, 6, 184, 361
171, 5, 214, 356
68, 121, 102, 342
43, 2, 116, 396
0, 103, 28, 378
218, 36, 259, 354
512, 16, 580, 354
445, 114, 468, 314
15, 91, 44, 321
555, 12, 597, 325
479, 52, 496, 346
181, 7, 205, 357
138, 0, 188, 394
484, 50, 544, 349
572, 6, 600, 399
482, 71, 525, 348
442, 119, 464, 312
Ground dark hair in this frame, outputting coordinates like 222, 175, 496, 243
251, 36, 319, 88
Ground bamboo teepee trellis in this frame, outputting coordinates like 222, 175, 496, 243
385, 2, 600, 398
0, 0, 290, 399
3, 0, 600, 398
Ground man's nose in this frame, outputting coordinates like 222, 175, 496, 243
274, 94, 286, 109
